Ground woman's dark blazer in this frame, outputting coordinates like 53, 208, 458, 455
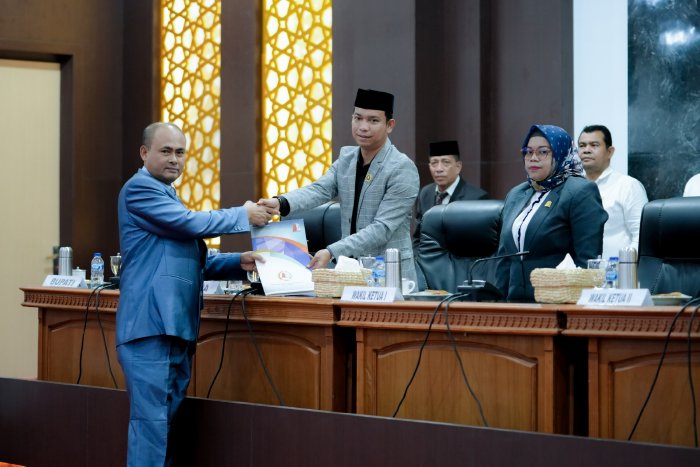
495, 176, 608, 302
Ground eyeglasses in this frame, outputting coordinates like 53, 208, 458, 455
520, 147, 552, 159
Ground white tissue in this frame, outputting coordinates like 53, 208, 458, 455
555, 254, 578, 270
335, 255, 361, 272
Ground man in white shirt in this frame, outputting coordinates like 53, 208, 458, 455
683, 173, 700, 196
578, 125, 648, 260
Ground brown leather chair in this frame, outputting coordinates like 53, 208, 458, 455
415, 200, 504, 293
637, 197, 700, 297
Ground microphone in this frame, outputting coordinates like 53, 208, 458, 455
457, 251, 530, 301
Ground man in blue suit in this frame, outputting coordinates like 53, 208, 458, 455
116, 122, 272, 466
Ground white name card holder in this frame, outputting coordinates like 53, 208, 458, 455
577, 288, 653, 307
203, 280, 224, 295
43, 274, 88, 289
340, 286, 400, 303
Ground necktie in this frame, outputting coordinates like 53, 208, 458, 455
434, 191, 448, 206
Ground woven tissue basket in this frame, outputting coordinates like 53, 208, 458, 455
312, 268, 372, 298
530, 268, 604, 304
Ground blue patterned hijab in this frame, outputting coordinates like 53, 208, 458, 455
521, 124, 583, 191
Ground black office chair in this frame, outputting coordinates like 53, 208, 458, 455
637, 197, 700, 298
415, 200, 504, 293
283, 201, 342, 255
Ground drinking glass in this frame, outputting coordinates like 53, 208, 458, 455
359, 257, 376, 286
587, 258, 607, 288
247, 270, 259, 283
110, 254, 122, 277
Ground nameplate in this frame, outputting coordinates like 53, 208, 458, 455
203, 281, 224, 295
577, 288, 653, 306
340, 286, 398, 303
43, 275, 87, 289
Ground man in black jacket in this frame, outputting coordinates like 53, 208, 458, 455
412, 140, 488, 247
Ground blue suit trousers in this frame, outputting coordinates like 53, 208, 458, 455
117, 335, 194, 467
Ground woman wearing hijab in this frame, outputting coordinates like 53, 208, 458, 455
495, 124, 608, 302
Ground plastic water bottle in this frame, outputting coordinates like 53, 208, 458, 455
372, 256, 386, 287
605, 256, 619, 289
90, 252, 104, 287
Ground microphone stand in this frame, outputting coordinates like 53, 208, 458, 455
457, 251, 529, 302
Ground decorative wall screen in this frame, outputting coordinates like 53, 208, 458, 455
159, 0, 333, 246
161, 0, 221, 247
262, 0, 333, 197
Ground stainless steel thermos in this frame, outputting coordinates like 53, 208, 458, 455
58, 246, 73, 276
618, 246, 638, 289
384, 248, 401, 292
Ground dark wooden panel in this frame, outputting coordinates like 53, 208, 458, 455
2, 378, 700, 467
415, 0, 484, 190
0, 0, 136, 270
122, 0, 160, 179
220, 0, 261, 253
332, 0, 417, 159
482, 0, 574, 199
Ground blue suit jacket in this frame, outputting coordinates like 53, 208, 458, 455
495, 176, 607, 302
116, 168, 250, 345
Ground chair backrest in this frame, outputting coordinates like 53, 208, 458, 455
283, 201, 342, 255
637, 197, 700, 297
415, 199, 504, 292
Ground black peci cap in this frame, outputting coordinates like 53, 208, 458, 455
354, 88, 394, 115
429, 140, 460, 159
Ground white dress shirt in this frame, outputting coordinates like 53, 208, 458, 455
589, 167, 648, 260
511, 190, 550, 253
684, 173, 700, 196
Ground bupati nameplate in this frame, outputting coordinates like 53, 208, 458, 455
42, 275, 87, 289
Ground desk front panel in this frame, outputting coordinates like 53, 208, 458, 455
563, 305, 700, 447
338, 301, 571, 433
21, 289, 349, 412
194, 295, 350, 412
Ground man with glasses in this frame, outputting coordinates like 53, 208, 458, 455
412, 140, 488, 247
578, 125, 648, 260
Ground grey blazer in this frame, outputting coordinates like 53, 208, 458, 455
284, 138, 419, 281
495, 176, 607, 302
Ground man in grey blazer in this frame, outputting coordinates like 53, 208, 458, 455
260, 88, 420, 281
413, 140, 488, 247
116, 122, 271, 466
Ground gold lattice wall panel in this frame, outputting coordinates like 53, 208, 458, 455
262, 0, 333, 197
161, 0, 221, 215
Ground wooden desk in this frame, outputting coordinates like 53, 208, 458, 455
337, 300, 574, 434
194, 293, 351, 412
22, 287, 700, 445
22, 287, 123, 388
21, 288, 350, 412
562, 305, 700, 447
